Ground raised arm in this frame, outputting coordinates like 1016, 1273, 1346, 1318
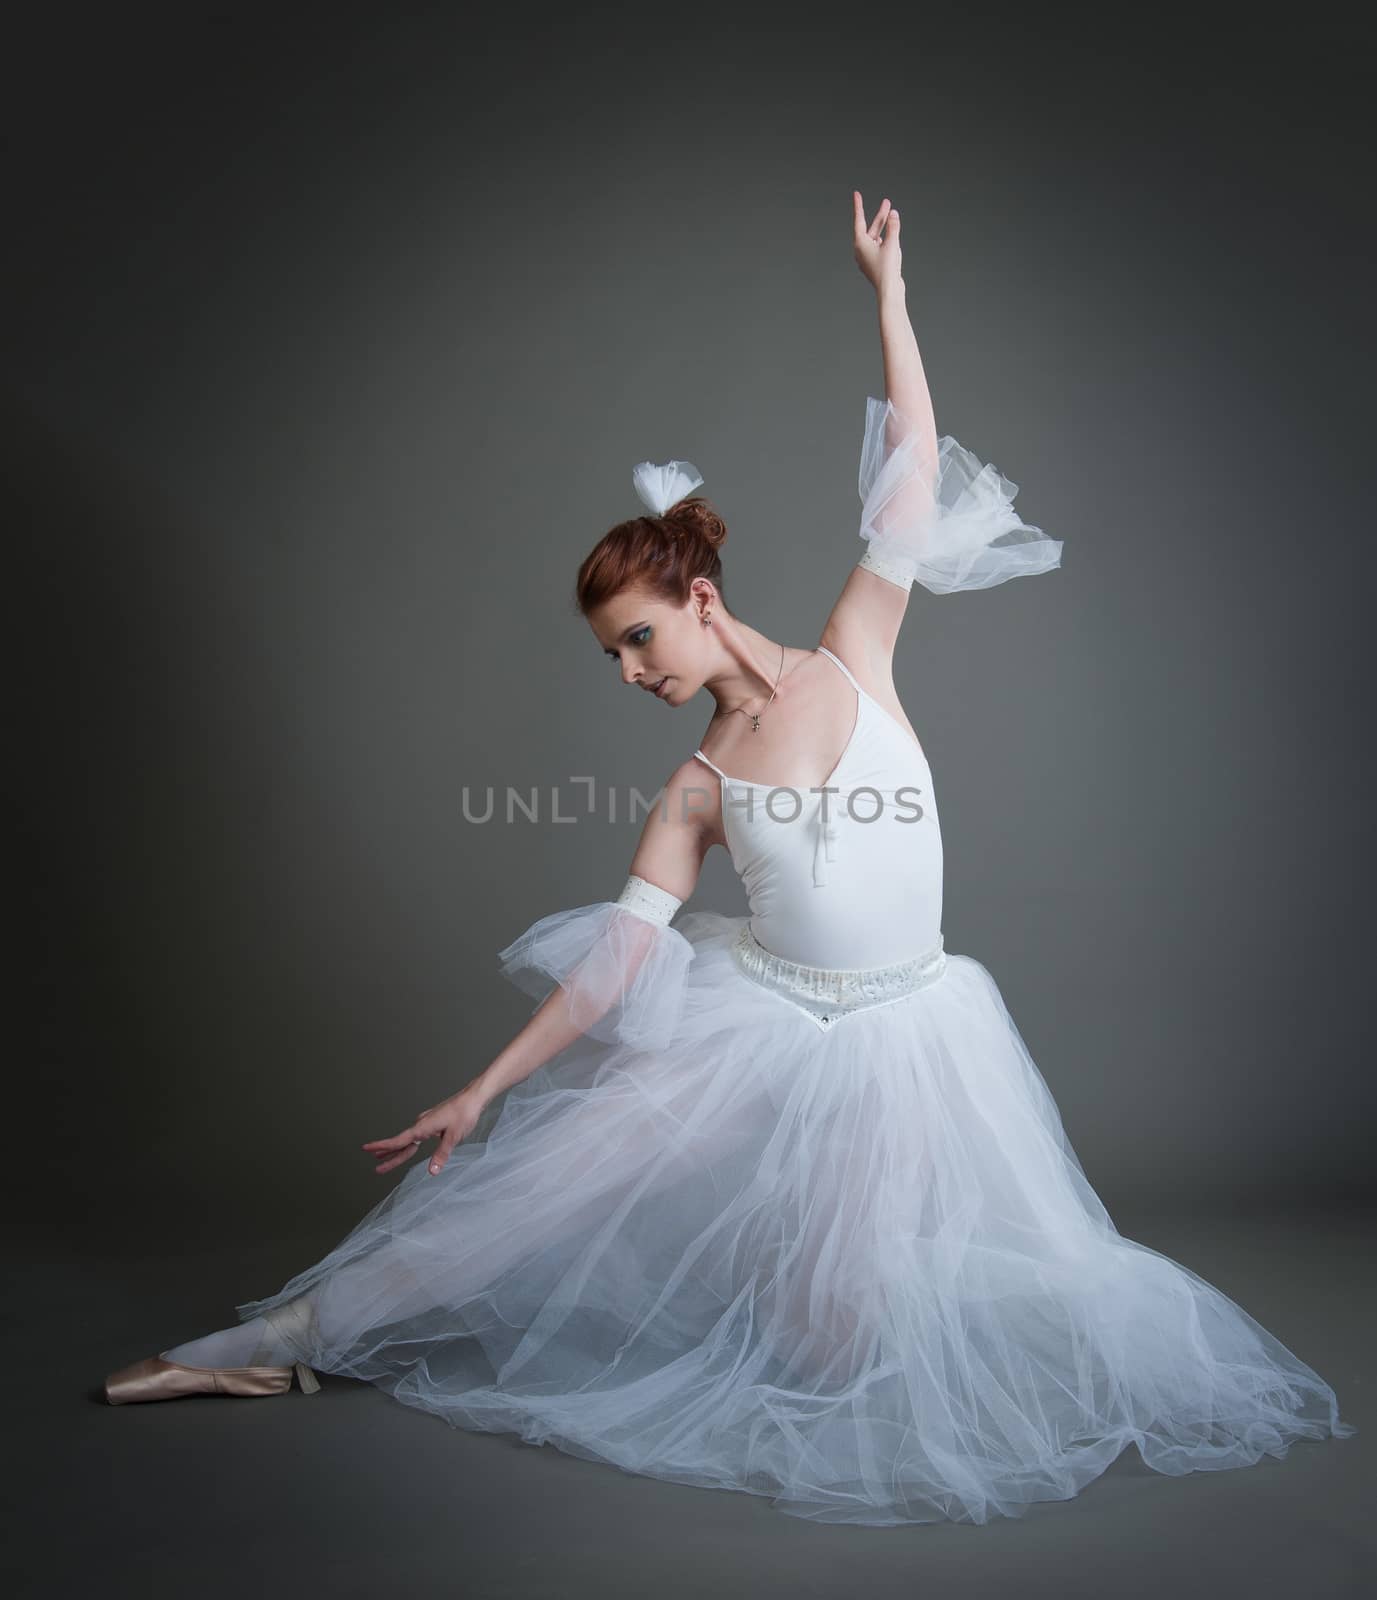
823, 190, 1063, 688
823, 194, 938, 679
859, 195, 939, 496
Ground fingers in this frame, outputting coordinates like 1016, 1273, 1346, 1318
363, 1107, 439, 1153
362, 1131, 423, 1153
371, 1136, 422, 1175
361, 1101, 469, 1178
850, 189, 882, 240
853, 190, 883, 241
362, 1123, 429, 1172
853, 192, 894, 247
428, 1131, 458, 1176
864, 197, 889, 240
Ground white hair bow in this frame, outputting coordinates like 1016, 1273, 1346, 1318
631, 458, 704, 517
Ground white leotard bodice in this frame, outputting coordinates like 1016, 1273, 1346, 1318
692, 646, 943, 970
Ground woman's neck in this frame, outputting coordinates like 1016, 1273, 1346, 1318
707, 629, 813, 720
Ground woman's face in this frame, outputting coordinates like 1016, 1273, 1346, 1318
588, 587, 710, 707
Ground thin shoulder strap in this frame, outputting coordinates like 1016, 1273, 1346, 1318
692, 748, 729, 781
815, 644, 862, 693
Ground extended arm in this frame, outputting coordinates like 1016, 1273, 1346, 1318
474, 760, 709, 1105
471, 879, 678, 1101
365, 762, 709, 1176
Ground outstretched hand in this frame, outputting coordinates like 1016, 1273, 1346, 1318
853, 190, 903, 295
362, 1085, 487, 1177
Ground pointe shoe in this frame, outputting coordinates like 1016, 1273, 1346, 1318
104, 1352, 322, 1404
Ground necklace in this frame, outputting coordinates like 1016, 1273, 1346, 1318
724, 642, 786, 734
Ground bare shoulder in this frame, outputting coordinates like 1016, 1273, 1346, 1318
622, 755, 717, 904
657, 753, 720, 832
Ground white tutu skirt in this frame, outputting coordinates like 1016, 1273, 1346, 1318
236, 910, 1355, 1525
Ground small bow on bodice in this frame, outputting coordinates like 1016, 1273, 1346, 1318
812, 807, 843, 887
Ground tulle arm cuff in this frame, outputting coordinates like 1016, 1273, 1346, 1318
496, 883, 694, 1051
856, 395, 1063, 595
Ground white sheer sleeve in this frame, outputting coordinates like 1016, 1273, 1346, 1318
496, 875, 694, 1051
856, 395, 1063, 595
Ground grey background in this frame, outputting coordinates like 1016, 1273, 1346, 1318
8, 8, 1373, 1596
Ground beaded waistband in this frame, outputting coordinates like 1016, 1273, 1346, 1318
729, 922, 947, 1031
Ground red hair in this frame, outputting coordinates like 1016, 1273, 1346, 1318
575, 497, 730, 616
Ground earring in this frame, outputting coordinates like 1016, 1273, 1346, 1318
701, 613, 712, 628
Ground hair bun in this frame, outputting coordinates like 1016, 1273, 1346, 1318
665, 496, 727, 552
578, 490, 731, 618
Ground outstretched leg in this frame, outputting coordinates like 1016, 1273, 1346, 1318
165, 1046, 780, 1376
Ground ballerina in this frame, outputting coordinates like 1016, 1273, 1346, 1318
104, 192, 1355, 1526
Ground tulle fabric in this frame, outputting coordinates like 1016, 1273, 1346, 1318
235, 909, 1354, 1526
858, 395, 1064, 594
496, 900, 696, 1052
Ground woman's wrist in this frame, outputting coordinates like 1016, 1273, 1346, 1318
459, 1073, 496, 1111
877, 276, 907, 313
